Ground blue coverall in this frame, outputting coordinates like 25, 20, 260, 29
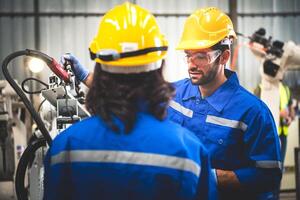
168, 69, 282, 200
43, 113, 217, 200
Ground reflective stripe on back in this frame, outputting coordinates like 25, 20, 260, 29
256, 160, 282, 169
206, 115, 248, 132
169, 100, 193, 118
51, 150, 201, 177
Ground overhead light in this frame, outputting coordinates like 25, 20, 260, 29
28, 58, 45, 73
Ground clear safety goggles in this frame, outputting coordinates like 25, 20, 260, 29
185, 50, 222, 66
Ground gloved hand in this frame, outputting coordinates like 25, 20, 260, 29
61, 54, 89, 82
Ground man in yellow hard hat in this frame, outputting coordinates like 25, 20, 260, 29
168, 7, 282, 200
44, 2, 217, 200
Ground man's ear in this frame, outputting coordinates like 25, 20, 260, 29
219, 49, 231, 65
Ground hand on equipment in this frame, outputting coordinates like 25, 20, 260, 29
61, 54, 89, 82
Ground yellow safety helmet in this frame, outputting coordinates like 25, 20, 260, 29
177, 7, 236, 50
89, 2, 168, 73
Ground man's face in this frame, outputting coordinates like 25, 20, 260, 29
185, 49, 222, 85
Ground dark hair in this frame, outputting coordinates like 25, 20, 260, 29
86, 62, 175, 133
212, 42, 230, 62
212, 43, 230, 52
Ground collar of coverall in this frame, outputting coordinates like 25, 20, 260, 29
182, 69, 239, 113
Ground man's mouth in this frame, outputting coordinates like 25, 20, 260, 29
189, 70, 203, 75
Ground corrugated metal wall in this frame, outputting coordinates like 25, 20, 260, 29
0, 0, 299, 90
0, 0, 35, 81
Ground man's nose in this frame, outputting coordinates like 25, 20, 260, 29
188, 62, 198, 70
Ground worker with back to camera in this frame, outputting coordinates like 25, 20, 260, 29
43, 2, 217, 200
62, 6, 282, 200
167, 7, 282, 200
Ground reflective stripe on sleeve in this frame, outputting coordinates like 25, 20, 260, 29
51, 150, 201, 177
211, 168, 218, 185
206, 115, 248, 131
169, 100, 193, 118
255, 160, 282, 169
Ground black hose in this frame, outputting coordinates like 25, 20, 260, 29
1, 49, 52, 145
37, 99, 47, 113
15, 137, 46, 200
21, 77, 48, 94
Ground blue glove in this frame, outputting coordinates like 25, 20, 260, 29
61, 54, 89, 82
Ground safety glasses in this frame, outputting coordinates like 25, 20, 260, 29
185, 50, 222, 66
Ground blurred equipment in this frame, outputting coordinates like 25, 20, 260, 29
41, 61, 89, 132
237, 28, 300, 130
1, 49, 89, 200
0, 80, 27, 199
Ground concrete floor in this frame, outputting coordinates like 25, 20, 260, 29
0, 181, 14, 200
280, 191, 297, 200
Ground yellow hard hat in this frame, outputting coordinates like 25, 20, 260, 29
177, 7, 236, 50
89, 2, 168, 72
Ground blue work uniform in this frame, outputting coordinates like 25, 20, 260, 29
168, 69, 282, 200
43, 113, 217, 200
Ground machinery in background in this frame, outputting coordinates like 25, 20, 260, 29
0, 80, 27, 199
27, 68, 90, 200
249, 28, 300, 129
1, 49, 90, 200
27, 74, 89, 200
235, 28, 300, 129
41, 72, 89, 133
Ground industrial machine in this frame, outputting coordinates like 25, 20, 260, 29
0, 80, 27, 199
1, 49, 90, 200
236, 28, 300, 129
